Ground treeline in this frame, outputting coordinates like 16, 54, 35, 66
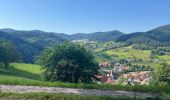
132, 42, 170, 50
150, 49, 170, 60
157, 47, 170, 52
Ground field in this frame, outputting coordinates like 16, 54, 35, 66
95, 46, 151, 62
105, 47, 151, 60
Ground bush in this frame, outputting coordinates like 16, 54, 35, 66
36, 42, 99, 83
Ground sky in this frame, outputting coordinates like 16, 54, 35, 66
0, 0, 170, 34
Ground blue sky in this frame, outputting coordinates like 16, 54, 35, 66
0, 0, 170, 34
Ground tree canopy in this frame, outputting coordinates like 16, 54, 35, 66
36, 42, 99, 83
151, 62, 170, 85
0, 40, 20, 67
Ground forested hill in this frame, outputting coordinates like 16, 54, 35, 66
0, 29, 70, 63
116, 24, 170, 43
0, 29, 66, 47
0, 31, 42, 63
0, 29, 125, 63
0, 29, 125, 42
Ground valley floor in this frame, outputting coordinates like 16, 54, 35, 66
0, 84, 160, 99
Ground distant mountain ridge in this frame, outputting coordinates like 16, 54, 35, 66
69, 30, 125, 42
1, 24, 170, 45
0, 28, 125, 42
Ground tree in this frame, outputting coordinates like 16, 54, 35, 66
151, 62, 170, 85
0, 40, 20, 68
36, 42, 99, 83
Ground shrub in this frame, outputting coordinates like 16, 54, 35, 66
36, 42, 99, 83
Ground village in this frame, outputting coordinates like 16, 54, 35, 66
97, 61, 151, 85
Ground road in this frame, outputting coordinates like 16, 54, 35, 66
0, 85, 161, 99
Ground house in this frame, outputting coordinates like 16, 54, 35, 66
96, 75, 113, 83
113, 63, 127, 72
122, 71, 151, 85
99, 62, 112, 68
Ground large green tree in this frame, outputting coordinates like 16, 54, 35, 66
0, 40, 20, 68
36, 42, 99, 83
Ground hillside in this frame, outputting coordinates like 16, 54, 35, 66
1, 24, 170, 63
0, 31, 42, 63
116, 25, 170, 44
1, 29, 125, 42
0, 29, 66, 47
0, 29, 125, 63
0, 63, 42, 81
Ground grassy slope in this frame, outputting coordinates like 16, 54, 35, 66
95, 45, 170, 65
0, 63, 42, 81
157, 55, 170, 63
106, 47, 151, 60
95, 46, 151, 62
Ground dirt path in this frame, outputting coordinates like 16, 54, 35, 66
0, 85, 160, 98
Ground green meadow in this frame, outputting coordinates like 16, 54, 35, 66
105, 46, 151, 60
95, 46, 151, 62
0, 63, 42, 81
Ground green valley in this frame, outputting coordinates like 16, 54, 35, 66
1, 24, 170, 99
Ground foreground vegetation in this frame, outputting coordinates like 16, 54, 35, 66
0, 92, 159, 100
0, 63, 170, 94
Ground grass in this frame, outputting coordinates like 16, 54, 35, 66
95, 46, 151, 62
0, 63, 42, 81
1, 63, 170, 94
157, 55, 170, 63
0, 92, 157, 100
